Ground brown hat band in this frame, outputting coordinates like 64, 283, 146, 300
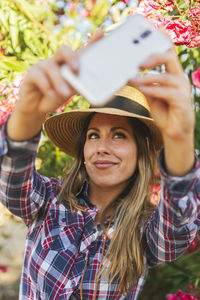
104, 96, 151, 118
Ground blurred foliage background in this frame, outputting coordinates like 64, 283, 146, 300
0, 0, 200, 299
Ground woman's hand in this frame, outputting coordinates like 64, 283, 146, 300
17, 29, 104, 116
7, 30, 104, 141
7, 46, 79, 141
129, 48, 194, 142
18, 46, 79, 115
129, 48, 195, 176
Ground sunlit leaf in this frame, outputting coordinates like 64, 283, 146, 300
0, 60, 27, 72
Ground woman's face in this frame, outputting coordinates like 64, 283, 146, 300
83, 113, 137, 192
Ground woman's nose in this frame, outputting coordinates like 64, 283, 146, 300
96, 138, 111, 154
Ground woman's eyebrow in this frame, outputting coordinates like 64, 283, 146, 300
87, 127, 100, 132
87, 127, 127, 132
111, 127, 126, 131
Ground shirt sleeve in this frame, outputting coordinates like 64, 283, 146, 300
145, 148, 200, 267
0, 118, 60, 226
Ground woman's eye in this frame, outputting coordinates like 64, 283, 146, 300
113, 132, 126, 139
88, 132, 99, 139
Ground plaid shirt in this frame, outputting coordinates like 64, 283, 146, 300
0, 121, 200, 300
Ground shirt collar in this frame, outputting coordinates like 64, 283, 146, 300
76, 179, 96, 209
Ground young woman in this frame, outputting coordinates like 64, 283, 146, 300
0, 36, 199, 299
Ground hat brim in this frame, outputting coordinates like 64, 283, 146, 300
44, 107, 163, 157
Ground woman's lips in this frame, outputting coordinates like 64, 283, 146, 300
94, 160, 117, 169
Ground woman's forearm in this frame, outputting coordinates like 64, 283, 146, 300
163, 134, 195, 177
7, 109, 46, 141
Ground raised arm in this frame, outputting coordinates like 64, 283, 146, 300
7, 28, 104, 141
7, 46, 80, 142
144, 151, 200, 266
129, 48, 195, 177
0, 46, 80, 225
1, 31, 104, 225
129, 48, 199, 265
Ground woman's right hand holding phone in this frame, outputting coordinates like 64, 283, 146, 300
7, 30, 104, 141
6, 46, 79, 141
18, 46, 79, 116
129, 49, 195, 176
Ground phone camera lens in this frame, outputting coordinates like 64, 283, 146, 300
140, 30, 152, 39
133, 39, 139, 44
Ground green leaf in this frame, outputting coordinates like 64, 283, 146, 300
15, 0, 49, 21
168, 9, 180, 16
21, 48, 40, 64
9, 10, 20, 51
177, 0, 188, 10
0, 60, 27, 72
37, 139, 73, 178
91, 0, 110, 25
23, 29, 44, 56
17, 16, 29, 32
71, 31, 83, 50
0, 9, 9, 31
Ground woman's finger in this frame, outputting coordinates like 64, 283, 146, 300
39, 91, 66, 113
39, 59, 73, 99
85, 28, 104, 47
19, 66, 59, 113
129, 73, 182, 88
139, 48, 183, 76
54, 45, 80, 73
136, 85, 187, 105
22, 64, 53, 98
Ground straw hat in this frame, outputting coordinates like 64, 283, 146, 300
44, 85, 162, 157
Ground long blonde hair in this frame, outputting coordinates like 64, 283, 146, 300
58, 114, 157, 294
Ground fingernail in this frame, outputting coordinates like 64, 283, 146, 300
60, 84, 70, 96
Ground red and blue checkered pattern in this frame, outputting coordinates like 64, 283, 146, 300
0, 120, 200, 300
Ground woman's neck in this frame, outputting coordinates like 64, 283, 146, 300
88, 182, 126, 220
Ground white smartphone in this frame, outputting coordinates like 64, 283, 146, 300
61, 14, 172, 106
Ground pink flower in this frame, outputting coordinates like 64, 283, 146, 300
166, 288, 200, 300
134, 0, 165, 28
135, 1, 200, 47
121, 0, 130, 3
186, 232, 200, 253
135, 0, 160, 17
177, 290, 191, 299
137, 0, 175, 15
187, 5, 200, 25
149, 183, 160, 206
166, 294, 179, 300
0, 76, 24, 126
189, 285, 193, 290
79, 8, 90, 18
159, 0, 175, 11
192, 68, 200, 88
163, 18, 193, 45
67, 1, 79, 12
85, 0, 95, 9
0, 96, 16, 126
186, 29, 200, 48
148, 12, 165, 29
0, 46, 5, 55
0, 265, 8, 273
